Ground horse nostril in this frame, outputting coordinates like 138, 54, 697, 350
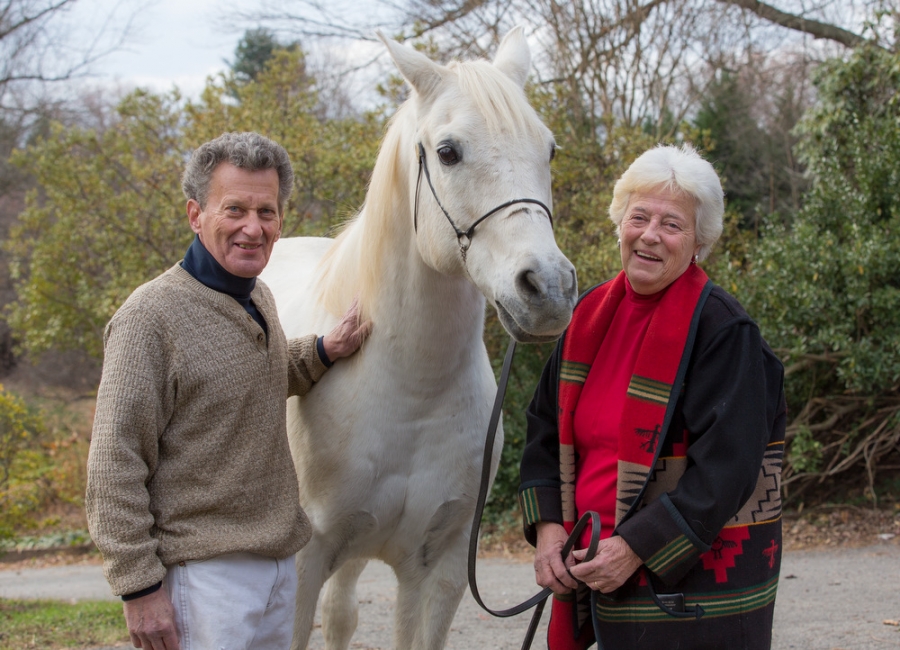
516, 269, 547, 301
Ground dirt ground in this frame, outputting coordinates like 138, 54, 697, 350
780, 503, 900, 551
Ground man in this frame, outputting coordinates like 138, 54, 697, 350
86, 132, 371, 650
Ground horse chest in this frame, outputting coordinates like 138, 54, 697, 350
355, 397, 489, 473
293, 360, 493, 486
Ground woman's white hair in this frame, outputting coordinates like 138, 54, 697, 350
608, 144, 724, 261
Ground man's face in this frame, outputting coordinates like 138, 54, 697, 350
187, 163, 282, 278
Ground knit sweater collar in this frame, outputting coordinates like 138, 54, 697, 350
181, 235, 256, 301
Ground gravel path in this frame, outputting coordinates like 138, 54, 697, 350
2, 543, 899, 649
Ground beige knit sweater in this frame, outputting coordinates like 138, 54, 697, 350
86, 264, 327, 596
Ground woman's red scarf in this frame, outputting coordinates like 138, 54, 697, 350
557, 264, 710, 535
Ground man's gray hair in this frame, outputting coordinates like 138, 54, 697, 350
608, 144, 724, 262
182, 132, 294, 211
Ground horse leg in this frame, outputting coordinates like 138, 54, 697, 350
393, 499, 473, 649
321, 558, 368, 650
394, 538, 468, 649
293, 511, 378, 650
291, 537, 329, 650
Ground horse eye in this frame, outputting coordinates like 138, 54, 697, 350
550, 144, 557, 162
437, 145, 460, 166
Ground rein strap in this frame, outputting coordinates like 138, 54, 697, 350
467, 338, 601, 650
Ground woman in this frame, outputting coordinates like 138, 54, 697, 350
519, 144, 786, 649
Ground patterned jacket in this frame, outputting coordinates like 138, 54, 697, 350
519, 277, 786, 649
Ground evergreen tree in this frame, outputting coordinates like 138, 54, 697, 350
229, 28, 299, 85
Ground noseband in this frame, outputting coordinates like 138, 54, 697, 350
414, 142, 553, 260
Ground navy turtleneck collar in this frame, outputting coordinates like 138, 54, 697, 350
181, 235, 267, 334
182, 235, 257, 297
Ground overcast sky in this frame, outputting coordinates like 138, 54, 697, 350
72, 0, 275, 98
65, 0, 394, 106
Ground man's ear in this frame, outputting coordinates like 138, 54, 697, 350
275, 213, 283, 242
187, 199, 202, 234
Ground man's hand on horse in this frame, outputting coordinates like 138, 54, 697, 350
323, 297, 372, 361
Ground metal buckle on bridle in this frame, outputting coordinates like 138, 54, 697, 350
414, 142, 553, 261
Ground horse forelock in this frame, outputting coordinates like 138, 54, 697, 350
452, 60, 544, 139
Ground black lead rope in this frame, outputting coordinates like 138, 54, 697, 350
467, 338, 601, 650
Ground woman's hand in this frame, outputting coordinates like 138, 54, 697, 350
534, 522, 579, 595
570, 536, 642, 593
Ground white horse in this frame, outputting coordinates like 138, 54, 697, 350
261, 27, 577, 650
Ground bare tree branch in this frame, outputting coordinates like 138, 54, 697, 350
0, 0, 75, 42
715, 0, 871, 48
0, 0, 139, 110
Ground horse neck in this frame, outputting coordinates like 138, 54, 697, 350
380, 243, 486, 358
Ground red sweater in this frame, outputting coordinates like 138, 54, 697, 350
573, 281, 662, 547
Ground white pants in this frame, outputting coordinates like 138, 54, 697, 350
164, 552, 297, 650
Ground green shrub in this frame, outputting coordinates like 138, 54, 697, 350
0, 385, 47, 538
735, 44, 900, 503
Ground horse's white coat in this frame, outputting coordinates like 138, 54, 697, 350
260, 27, 578, 650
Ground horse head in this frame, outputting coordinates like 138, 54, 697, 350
379, 28, 577, 343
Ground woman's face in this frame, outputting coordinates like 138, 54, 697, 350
619, 186, 701, 295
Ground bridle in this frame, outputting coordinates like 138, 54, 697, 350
414, 142, 553, 261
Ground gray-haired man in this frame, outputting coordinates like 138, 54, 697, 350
86, 132, 370, 649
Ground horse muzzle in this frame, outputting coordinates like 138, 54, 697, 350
494, 260, 577, 343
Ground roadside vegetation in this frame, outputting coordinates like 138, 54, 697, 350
0, 383, 93, 546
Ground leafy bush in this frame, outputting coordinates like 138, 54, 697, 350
0, 385, 93, 541
735, 44, 900, 503
0, 385, 47, 538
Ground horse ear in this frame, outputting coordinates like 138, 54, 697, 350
492, 26, 531, 88
376, 31, 444, 100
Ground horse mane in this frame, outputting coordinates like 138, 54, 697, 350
314, 105, 409, 321
314, 56, 543, 321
